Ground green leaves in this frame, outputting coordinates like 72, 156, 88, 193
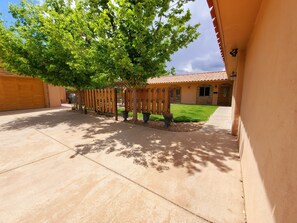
0, 0, 108, 89
0, 0, 200, 90
108, 0, 199, 86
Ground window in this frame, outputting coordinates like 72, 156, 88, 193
170, 89, 174, 97
223, 88, 228, 97
199, 86, 210, 96
169, 86, 181, 103
176, 88, 181, 102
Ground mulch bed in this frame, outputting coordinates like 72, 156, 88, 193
71, 109, 205, 132
125, 119, 205, 132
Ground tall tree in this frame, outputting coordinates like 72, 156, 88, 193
0, 0, 200, 118
0, 0, 111, 110
97, 0, 200, 121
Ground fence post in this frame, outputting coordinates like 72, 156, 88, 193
129, 89, 133, 112
114, 88, 118, 121
93, 90, 96, 112
168, 87, 171, 113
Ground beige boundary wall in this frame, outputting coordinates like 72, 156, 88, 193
0, 74, 46, 111
232, 0, 297, 222
46, 84, 66, 107
0, 68, 66, 111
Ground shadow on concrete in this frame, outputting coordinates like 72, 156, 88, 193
0, 109, 121, 138
0, 106, 69, 117
0, 109, 239, 175
73, 123, 239, 175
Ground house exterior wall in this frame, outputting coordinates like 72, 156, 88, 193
59, 87, 66, 103
234, 0, 297, 222
0, 67, 65, 111
148, 81, 232, 105
217, 84, 233, 106
196, 84, 213, 105
0, 75, 46, 111
47, 85, 65, 107
180, 84, 197, 104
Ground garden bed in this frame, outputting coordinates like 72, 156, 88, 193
119, 104, 216, 131
125, 119, 205, 132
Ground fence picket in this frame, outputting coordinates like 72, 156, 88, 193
124, 87, 170, 115
81, 88, 117, 119
110, 88, 112, 113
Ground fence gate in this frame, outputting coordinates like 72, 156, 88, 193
125, 87, 170, 115
82, 88, 118, 120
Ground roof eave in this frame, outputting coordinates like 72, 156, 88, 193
208, 0, 262, 76
148, 79, 230, 85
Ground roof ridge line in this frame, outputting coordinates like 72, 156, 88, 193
149, 70, 226, 79
173, 70, 226, 76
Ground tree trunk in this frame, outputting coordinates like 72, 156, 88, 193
132, 87, 138, 122
78, 89, 83, 112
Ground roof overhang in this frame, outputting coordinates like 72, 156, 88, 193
207, 0, 262, 75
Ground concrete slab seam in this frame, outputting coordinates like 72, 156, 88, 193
34, 128, 214, 223
0, 149, 70, 175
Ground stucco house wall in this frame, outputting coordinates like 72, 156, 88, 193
238, 0, 297, 222
180, 84, 197, 104
46, 84, 66, 107
196, 84, 213, 105
59, 86, 67, 103
148, 79, 232, 106
0, 68, 66, 111
210, 0, 297, 222
0, 74, 46, 111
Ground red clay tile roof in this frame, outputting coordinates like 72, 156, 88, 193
147, 71, 228, 84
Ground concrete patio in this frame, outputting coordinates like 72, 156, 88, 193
0, 106, 245, 223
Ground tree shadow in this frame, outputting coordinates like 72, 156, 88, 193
0, 108, 239, 175
73, 123, 239, 175
0, 106, 68, 117
0, 109, 121, 139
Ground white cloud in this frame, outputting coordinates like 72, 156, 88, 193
167, 0, 225, 74
171, 51, 224, 74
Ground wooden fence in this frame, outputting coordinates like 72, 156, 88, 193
125, 88, 170, 115
83, 88, 117, 118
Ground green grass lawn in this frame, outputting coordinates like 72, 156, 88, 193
118, 104, 218, 122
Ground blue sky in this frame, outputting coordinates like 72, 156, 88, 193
0, 0, 20, 25
166, 0, 225, 74
0, 0, 225, 74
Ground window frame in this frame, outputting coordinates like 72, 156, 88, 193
169, 86, 181, 103
199, 86, 211, 97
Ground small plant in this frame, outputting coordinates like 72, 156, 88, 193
122, 111, 129, 121
163, 112, 173, 128
142, 112, 151, 124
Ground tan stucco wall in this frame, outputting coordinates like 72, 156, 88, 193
237, 0, 297, 222
47, 85, 65, 107
196, 84, 213, 105
180, 84, 196, 104
0, 75, 46, 111
231, 52, 246, 136
59, 87, 66, 103
148, 81, 232, 105
0, 67, 66, 110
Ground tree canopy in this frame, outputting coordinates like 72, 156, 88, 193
0, 0, 200, 118
95, 0, 200, 87
0, 0, 200, 86
95, 0, 200, 120
0, 0, 110, 89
